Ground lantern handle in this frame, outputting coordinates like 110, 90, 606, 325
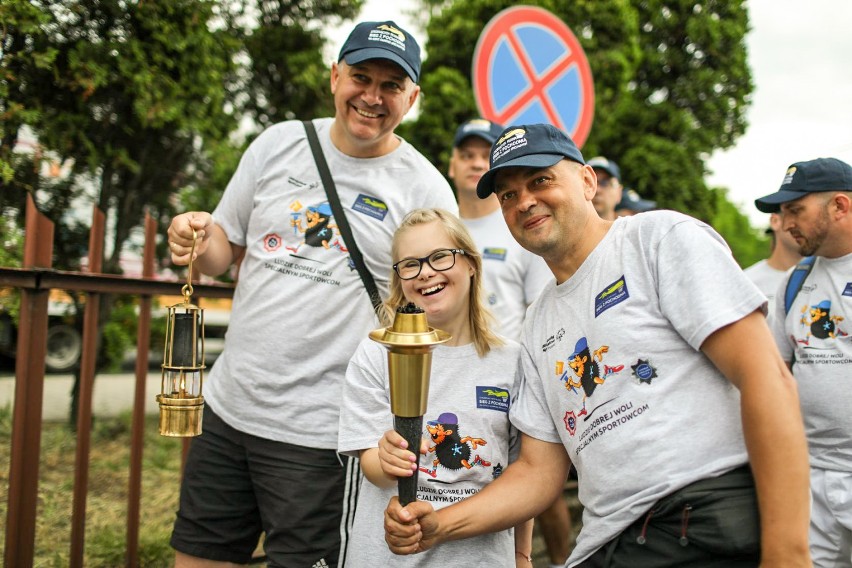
181, 229, 197, 301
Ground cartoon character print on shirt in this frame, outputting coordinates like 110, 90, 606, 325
557, 337, 624, 418
285, 201, 348, 254
420, 412, 492, 479
796, 299, 847, 346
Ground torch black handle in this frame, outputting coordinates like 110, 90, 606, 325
394, 415, 423, 506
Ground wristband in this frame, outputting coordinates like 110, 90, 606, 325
515, 551, 532, 563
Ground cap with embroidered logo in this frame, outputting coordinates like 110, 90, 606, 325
755, 157, 852, 213
476, 124, 585, 199
338, 21, 421, 82
453, 119, 505, 148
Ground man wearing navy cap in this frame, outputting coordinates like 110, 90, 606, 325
756, 157, 852, 567
165, 20, 457, 568
614, 189, 656, 217
587, 156, 623, 221
450, 118, 552, 340
450, 118, 570, 567
386, 124, 811, 567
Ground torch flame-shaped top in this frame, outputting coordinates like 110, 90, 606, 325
369, 303, 451, 348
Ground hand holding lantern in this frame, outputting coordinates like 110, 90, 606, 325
157, 230, 206, 437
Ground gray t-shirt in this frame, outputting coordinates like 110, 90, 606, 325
744, 258, 788, 314
207, 118, 458, 448
768, 253, 852, 472
339, 339, 522, 567
463, 209, 552, 340
510, 211, 764, 566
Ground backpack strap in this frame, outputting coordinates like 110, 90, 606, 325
784, 256, 816, 314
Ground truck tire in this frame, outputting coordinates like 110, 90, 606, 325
45, 324, 83, 373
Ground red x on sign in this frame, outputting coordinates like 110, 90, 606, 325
472, 6, 595, 147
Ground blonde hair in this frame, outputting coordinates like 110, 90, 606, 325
382, 208, 503, 357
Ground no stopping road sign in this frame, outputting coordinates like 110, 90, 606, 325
472, 5, 595, 147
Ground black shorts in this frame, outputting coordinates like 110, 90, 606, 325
170, 405, 360, 568
579, 466, 760, 568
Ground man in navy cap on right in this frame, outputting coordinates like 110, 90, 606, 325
756, 157, 852, 568
385, 124, 812, 567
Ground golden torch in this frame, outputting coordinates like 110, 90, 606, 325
370, 303, 450, 505
156, 231, 206, 437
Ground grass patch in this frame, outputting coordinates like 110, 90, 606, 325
0, 407, 183, 567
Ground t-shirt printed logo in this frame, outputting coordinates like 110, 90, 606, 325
630, 359, 658, 384
563, 410, 578, 436
482, 247, 508, 261
351, 194, 389, 221
263, 233, 282, 252
843, 282, 852, 297
595, 276, 629, 317
476, 386, 510, 412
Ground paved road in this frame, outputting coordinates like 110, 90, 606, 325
0, 350, 209, 421
0, 371, 165, 421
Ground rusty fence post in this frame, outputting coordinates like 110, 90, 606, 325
69, 205, 105, 568
4, 194, 55, 568
125, 212, 157, 567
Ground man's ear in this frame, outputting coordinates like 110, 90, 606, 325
582, 165, 597, 200
330, 61, 340, 94
831, 192, 851, 219
405, 84, 421, 113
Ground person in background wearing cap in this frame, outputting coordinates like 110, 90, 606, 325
385, 123, 811, 567
743, 213, 802, 314
614, 188, 656, 217
755, 157, 852, 568
449, 119, 572, 568
165, 20, 457, 568
587, 156, 623, 221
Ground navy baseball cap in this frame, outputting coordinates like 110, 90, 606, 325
587, 156, 621, 181
453, 118, 504, 147
755, 157, 852, 213
616, 189, 656, 213
338, 21, 421, 82
476, 124, 586, 199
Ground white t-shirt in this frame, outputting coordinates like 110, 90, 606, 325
744, 258, 788, 314
339, 340, 522, 567
510, 211, 765, 566
206, 118, 458, 448
463, 209, 552, 340
768, 253, 852, 472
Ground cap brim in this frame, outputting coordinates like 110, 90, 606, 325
476, 153, 564, 199
754, 189, 809, 213
621, 199, 656, 212
591, 165, 619, 180
343, 48, 418, 82
454, 132, 498, 147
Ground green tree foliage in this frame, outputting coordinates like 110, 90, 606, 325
241, 0, 364, 129
406, 0, 753, 226
1, 0, 241, 273
707, 186, 770, 268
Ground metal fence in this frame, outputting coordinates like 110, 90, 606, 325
2, 194, 234, 568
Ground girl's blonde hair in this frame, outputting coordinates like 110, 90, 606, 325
381, 208, 503, 357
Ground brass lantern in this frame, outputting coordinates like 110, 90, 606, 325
157, 231, 206, 437
369, 303, 450, 505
